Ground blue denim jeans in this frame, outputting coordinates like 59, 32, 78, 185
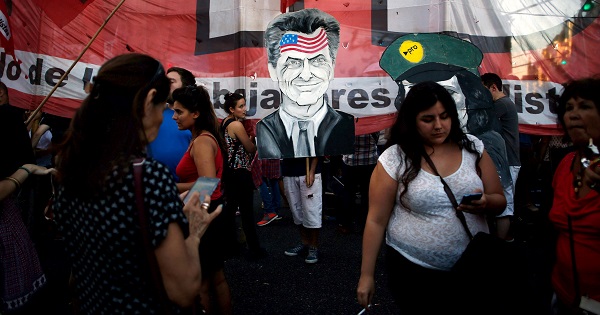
259, 177, 281, 215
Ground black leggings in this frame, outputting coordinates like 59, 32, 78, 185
385, 246, 464, 314
227, 168, 261, 252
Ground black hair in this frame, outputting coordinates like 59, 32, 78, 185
57, 53, 169, 198
223, 92, 245, 115
387, 81, 478, 209
481, 72, 503, 91
265, 8, 340, 68
556, 77, 600, 137
172, 85, 227, 154
166, 67, 196, 87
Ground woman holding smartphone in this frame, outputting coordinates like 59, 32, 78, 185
53, 54, 222, 314
356, 82, 506, 314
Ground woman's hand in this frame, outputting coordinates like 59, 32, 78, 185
22, 164, 55, 176
457, 189, 487, 214
584, 158, 600, 191
356, 275, 375, 310
183, 193, 222, 241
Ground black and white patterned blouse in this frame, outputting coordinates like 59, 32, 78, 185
54, 158, 188, 314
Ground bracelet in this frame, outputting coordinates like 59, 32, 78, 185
19, 166, 31, 176
4, 176, 21, 191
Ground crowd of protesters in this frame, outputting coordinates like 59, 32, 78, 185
1, 49, 599, 314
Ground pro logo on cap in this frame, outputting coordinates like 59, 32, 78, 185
380, 33, 483, 82
399, 40, 423, 63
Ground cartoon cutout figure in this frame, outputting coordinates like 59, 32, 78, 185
256, 8, 355, 159
380, 33, 498, 133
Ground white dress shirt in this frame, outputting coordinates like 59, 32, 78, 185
278, 103, 328, 157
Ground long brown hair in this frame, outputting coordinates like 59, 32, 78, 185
56, 53, 169, 198
172, 85, 227, 152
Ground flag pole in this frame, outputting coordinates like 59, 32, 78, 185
25, 0, 127, 126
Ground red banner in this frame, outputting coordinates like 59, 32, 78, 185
0, 0, 16, 61
31, 0, 96, 28
3, 0, 600, 135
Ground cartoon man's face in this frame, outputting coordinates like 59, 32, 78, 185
268, 28, 334, 107
403, 75, 469, 130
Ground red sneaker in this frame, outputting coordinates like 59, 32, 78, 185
257, 213, 279, 226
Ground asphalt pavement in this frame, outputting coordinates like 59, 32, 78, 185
224, 189, 556, 315
28, 177, 556, 315
224, 190, 400, 315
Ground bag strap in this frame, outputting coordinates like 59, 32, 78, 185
133, 158, 173, 315
422, 153, 474, 240
567, 215, 582, 308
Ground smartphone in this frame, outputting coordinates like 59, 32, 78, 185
460, 193, 483, 205
183, 177, 220, 204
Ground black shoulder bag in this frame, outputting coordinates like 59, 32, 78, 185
423, 154, 528, 314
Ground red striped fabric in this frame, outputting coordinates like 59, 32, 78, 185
279, 28, 328, 54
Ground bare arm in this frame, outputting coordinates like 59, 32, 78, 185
228, 120, 256, 154
305, 157, 318, 187
357, 162, 397, 309
1, 164, 54, 201
31, 124, 50, 148
155, 194, 222, 307
176, 136, 218, 193
457, 150, 506, 215
192, 136, 218, 178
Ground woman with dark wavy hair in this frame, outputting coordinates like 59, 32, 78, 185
54, 53, 221, 314
173, 85, 237, 315
221, 92, 266, 260
357, 81, 505, 314
549, 77, 600, 315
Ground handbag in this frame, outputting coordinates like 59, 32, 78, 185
567, 215, 600, 314
423, 154, 528, 314
133, 158, 203, 315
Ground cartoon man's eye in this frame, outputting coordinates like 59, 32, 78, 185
286, 59, 303, 68
310, 57, 327, 66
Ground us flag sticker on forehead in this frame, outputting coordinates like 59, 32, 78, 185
279, 27, 328, 54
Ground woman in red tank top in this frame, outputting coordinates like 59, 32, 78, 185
172, 85, 237, 314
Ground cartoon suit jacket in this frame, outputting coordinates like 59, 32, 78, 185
256, 105, 355, 159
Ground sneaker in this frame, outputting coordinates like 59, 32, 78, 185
305, 247, 319, 264
284, 244, 307, 257
257, 213, 279, 226
526, 203, 540, 212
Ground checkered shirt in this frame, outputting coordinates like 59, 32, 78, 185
261, 159, 281, 179
342, 133, 379, 166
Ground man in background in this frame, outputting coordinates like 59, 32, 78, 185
481, 72, 521, 241
147, 67, 194, 181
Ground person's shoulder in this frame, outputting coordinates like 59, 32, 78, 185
144, 157, 172, 176
465, 134, 484, 153
498, 95, 516, 106
228, 119, 244, 129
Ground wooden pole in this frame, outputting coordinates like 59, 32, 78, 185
25, 0, 127, 126
305, 157, 309, 185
